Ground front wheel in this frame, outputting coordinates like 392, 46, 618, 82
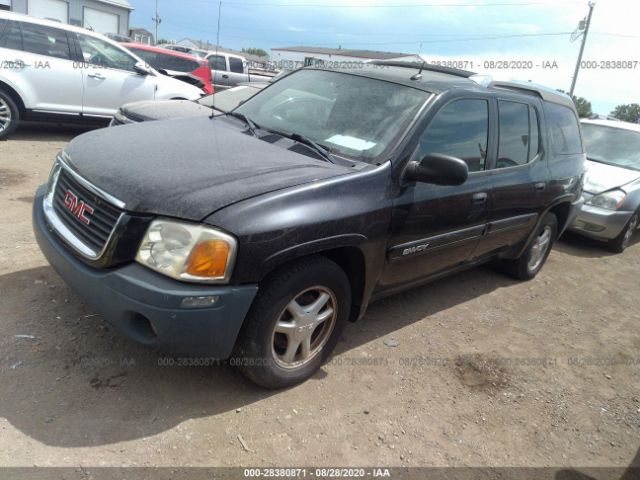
233, 256, 351, 389
502, 212, 557, 280
608, 211, 639, 253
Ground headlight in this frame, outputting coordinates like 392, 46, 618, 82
586, 189, 626, 210
136, 219, 237, 283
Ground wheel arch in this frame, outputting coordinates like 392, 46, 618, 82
256, 236, 369, 323
0, 79, 26, 114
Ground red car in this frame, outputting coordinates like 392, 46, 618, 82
122, 43, 214, 95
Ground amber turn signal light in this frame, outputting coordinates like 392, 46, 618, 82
185, 240, 230, 278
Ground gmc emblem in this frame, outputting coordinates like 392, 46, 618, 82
63, 190, 94, 225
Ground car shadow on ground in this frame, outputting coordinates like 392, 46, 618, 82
556, 231, 639, 259
0, 263, 516, 447
11, 122, 102, 142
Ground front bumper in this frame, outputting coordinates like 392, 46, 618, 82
33, 187, 258, 358
569, 199, 634, 241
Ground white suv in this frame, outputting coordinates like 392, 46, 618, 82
0, 11, 202, 139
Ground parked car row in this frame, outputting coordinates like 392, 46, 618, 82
0, 11, 203, 139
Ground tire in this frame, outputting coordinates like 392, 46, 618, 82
608, 211, 639, 253
233, 256, 351, 389
0, 90, 20, 141
502, 212, 557, 281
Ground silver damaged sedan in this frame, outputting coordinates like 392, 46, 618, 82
570, 119, 640, 252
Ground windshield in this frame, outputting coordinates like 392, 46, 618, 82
234, 69, 430, 162
197, 86, 262, 112
582, 123, 640, 171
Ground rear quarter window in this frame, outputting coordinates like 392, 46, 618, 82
545, 103, 583, 154
229, 56, 244, 73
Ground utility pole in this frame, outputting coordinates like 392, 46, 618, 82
152, 0, 161, 45
569, 1, 595, 97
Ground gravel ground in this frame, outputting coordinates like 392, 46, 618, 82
0, 124, 639, 469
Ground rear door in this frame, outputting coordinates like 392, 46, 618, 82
0, 20, 83, 114
207, 53, 230, 89
378, 95, 493, 292
226, 56, 249, 84
474, 96, 548, 258
75, 33, 156, 117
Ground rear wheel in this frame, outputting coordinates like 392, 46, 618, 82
234, 256, 351, 389
502, 212, 557, 280
0, 91, 20, 140
608, 211, 639, 253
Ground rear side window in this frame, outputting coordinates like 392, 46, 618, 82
208, 55, 226, 71
0, 21, 24, 51
497, 100, 540, 168
229, 56, 244, 73
156, 54, 199, 72
417, 98, 489, 173
546, 103, 583, 154
19, 22, 71, 60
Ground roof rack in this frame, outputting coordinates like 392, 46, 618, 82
370, 60, 476, 79
470, 75, 575, 109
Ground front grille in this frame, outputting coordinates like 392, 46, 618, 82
52, 168, 123, 254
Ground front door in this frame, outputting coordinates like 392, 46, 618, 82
378, 96, 493, 293
75, 33, 156, 117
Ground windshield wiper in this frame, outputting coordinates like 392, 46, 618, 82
227, 111, 258, 136
275, 131, 334, 163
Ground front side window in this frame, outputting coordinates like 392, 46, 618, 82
78, 34, 136, 72
228, 57, 244, 73
546, 103, 583, 154
235, 69, 430, 162
208, 55, 226, 71
18, 22, 71, 60
417, 99, 489, 173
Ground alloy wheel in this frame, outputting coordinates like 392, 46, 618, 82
271, 286, 338, 369
528, 225, 552, 272
0, 97, 12, 133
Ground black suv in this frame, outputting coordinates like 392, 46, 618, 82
33, 63, 585, 388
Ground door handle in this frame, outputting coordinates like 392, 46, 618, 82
535, 182, 546, 192
222, 74, 229, 79
88, 73, 105, 79
472, 192, 488, 204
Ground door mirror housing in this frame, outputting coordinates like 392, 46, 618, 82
405, 153, 469, 186
133, 61, 153, 76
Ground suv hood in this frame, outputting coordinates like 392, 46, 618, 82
64, 116, 352, 221
585, 159, 640, 194
121, 100, 212, 122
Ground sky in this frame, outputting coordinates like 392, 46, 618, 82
130, 0, 640, 114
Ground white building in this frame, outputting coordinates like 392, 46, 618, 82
270, 46, 418, 68
8, 0, 132, 36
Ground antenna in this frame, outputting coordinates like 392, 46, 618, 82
410, 60, 425, 81
210, 0, 222, 119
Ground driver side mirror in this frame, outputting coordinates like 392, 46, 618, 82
133, 61, 153, 76
405, 153, 469, 186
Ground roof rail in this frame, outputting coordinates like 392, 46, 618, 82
470, 75, 575, 109
370, 60, 476, 79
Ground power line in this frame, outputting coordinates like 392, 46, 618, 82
211, 0, 583, 7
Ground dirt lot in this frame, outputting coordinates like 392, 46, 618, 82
1, 124, 639, 469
